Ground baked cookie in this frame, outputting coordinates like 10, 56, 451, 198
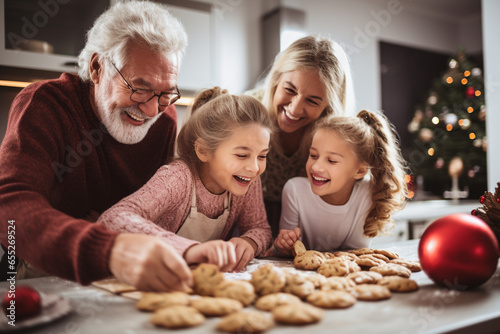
370, 264, 412, 278
292, 240, 307, 256
305, 274, 327, 289
283, 273, 315, 299
192, 263, 225, 296
294, 250, 327, 270
333, 251, 358, 261
347, 271, 383, 284
190, 297, 243, 316
254, 292, 302, 311
250, 264, 286, 296
273, 302, 324, 325
306, 290, 357, 309
353, 284, 391, 301
317, 260, 360, 277
214, 280, 256, 306
348, 248, 374, 256
320, 276, 356, 291
136, 292, 190, 311
217, 311, 275, 333
373, 249, 399, 259
355, 254, 387, 268
389, 258, 422, 272
150, 305, 205, 329
378, 276, 419, 292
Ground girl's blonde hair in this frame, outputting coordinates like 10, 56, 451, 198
261, 35, 355, 121
313, 110, 409, 237
177, 87, 274, 172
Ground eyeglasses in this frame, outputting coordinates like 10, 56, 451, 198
110, 62, 181, 109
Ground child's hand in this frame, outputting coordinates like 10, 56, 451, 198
227, 237, 258, 272
184, 240, 236, 269
274, 228, 301, 255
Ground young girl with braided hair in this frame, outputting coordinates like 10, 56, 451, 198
100, 87, 274, 272
274, 109, 408, 254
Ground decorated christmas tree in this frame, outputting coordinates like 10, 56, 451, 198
408, 50, 487, 199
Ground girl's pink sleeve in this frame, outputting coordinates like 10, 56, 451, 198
235, 177, 272, 256
98, 163, 199, 255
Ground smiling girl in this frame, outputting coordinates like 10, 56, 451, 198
99, 87, 274, 271
274, 110, 408, 254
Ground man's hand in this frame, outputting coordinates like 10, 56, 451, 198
183, 240, 236, 270
274, 227, 301, 255
109, 233, 192, 292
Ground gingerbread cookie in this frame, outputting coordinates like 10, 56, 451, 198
320, 276, 356, 291
250, 264, 286, 296
389, 258, 422, 272
150, 305, 205, 329
348, 248, 374, 256
190, 297, 243, 316
217, 311, 274, 333
254, 292, 302, 311
273, 302, 324, 325
370, 263, 412, 278
214, 280, 256, 306
353, 284, 391, 301
378, 276, 419, 292
317, 259, 360, 277
355, 254, 387, 268
347, 271, 383, 284
294, 250, 327, 270
283, 273, 315, 299
192, 263, 225, 296
292, 240, 307, 256
136, 292, 190, 311
373, 249, 399, 259
306, 290, 357, 309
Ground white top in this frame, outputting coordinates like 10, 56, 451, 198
279, 176, 373, 251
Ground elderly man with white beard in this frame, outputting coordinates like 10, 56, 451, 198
0, 1, 236, 292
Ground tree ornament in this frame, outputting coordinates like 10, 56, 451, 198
471, 67, 482, 76
471, 209, 477, 215
2, 286, 42, 321
418, 128, 433, 142
480, 196, 486, 204
466, 87, 475, 97
449, 59, 458, 68
418, 213, 499, 289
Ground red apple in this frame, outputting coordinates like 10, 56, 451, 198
2, 285, 42, 321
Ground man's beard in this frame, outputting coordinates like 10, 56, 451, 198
94, 85, 162, 145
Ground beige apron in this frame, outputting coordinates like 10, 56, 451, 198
176, 181, 231, 242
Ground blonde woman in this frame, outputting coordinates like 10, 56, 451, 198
252, 35, 356, 237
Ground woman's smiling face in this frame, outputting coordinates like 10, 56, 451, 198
273, 69, 328, 133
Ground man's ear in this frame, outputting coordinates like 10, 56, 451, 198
354, 163, 369, 180
195, 139, 210, 162
89, 53, 102, 84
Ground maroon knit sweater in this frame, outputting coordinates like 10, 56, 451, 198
0, 73, 177, 284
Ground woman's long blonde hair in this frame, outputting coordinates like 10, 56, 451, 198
177, 87, 274, 173
313, 110, 409, 237
261, 35, 355, 122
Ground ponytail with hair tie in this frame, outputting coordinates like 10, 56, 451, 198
190, 86, 229, 114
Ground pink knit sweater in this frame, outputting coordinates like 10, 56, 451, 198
99, 160, 272, 256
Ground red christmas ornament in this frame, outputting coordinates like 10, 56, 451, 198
418, 213, 499, 289
480, 196, 485, 204
497, 198, 500, 203
2, 286, 42, 321
466, 87, 475, 98
471, 209, 477, 216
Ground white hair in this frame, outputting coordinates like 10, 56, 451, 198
78, 0, 188, 81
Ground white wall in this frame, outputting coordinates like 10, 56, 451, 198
482, 0, 500, 191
